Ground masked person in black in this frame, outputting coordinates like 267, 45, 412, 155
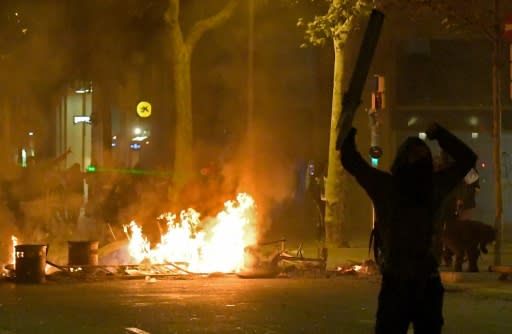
337, 123, 477, 334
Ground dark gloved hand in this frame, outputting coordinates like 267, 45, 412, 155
336, 127, 357, 151
426, 122, 441, 140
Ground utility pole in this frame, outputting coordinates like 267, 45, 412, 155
492, 0, 504, 265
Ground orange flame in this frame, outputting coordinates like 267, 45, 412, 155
125, 193, 257, 273
11, 236, 18, 267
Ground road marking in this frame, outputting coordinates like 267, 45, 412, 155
125, 327, 151, 334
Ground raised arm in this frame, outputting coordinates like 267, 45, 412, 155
337, 127, 388, 201
428, 123, 478, 194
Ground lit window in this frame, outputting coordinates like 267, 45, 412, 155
471, 132, 479, 139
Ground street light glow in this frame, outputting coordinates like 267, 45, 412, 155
132, 136, 148, 142
75, 88, 92, 94
468, 116, 478, 126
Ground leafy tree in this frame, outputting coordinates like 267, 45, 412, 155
296, 0, 512, 252
297, 0, 371, 246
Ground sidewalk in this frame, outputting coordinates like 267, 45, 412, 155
300, 242, 512, 297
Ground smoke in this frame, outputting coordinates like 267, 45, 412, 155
0, 1, 170, 261
233, 125, 297, 237
0, 1, 329, 256
188, 2, 329, 242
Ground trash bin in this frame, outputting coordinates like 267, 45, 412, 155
15, 244, 47, 284
68, 240, 99, 266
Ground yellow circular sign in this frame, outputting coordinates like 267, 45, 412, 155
136, 101, 152, 118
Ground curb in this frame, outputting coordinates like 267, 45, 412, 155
441, 271, 503, 283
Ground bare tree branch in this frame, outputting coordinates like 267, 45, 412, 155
185, 0, 240, 51
165, 0, 185, 46
442, 1, 494, 40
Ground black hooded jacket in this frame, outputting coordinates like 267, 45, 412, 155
340, 124, 477, 279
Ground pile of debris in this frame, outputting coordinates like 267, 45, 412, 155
2, 238, 383, 283
237, 240, 327, 278
332, 259, 378, 276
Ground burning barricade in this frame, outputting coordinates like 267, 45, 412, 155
2, 192, 335, 282
121, 192, 258, 275
3, 193, 259, 281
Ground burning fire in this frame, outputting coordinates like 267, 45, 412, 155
124, 193, 257, 273
11, 236, 18, 267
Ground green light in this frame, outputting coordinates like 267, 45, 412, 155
371, 157, 379, 167
83, 165, 172, 177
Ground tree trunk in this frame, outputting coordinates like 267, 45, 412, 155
0, 97, 13, 169
324, 36, 348, 247
172, 47, 194, 187
166, 0, 238, 189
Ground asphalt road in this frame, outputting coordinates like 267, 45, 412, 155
1, 275, 511, 334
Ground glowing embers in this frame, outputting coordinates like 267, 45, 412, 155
124, 193, 257, 274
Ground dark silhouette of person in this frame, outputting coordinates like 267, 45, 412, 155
305, 161, 327, 243
434, 147, 481, 267
337, 123, 476, 334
